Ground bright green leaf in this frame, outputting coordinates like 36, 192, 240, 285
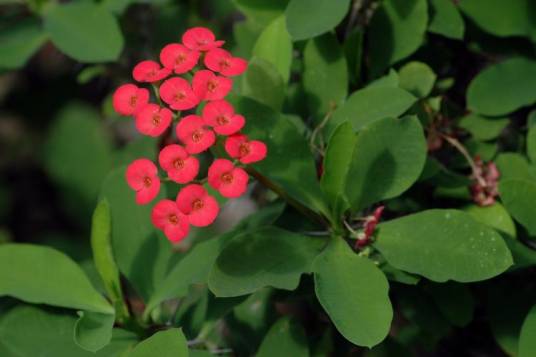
74, 311, 115, 352
303, 33, 348, 121
368, 0, 428, 76
0, 19, 47, 69
496, 153, 534, 181
375, 209, 513, 282
458, 113, 509, 141
467, 57, 536, 116
428, 0, 464, 39
346, 116, 427, 211
44, 2, 124, 62
500, 179, 536, 235
208, 227, 323, 297
285, 0, 351, 40
129, 329, 187, 357
241, 57, 285, 111
233, 0, 288, 27
253, 15, 293, 83
464, 203, 516, 237
257, 317, 309, 357
398, 61, 437, 98
313, 238, 392, 347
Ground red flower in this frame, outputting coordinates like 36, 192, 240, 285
159, 77, 199, 110
159, 43, 200, 74
182, 27, 224, 51
208, 159, 248, 198
112, 84, 149, 116
135, 103, 172, 137
126, 159, 160, 204
192, 70, 232, 101
204, 48, 247, 77
202, 100, 244, 135
176, 115, 216, 154
151, 199, 190, 243
158, 144, 199, 184
132, 60, 171, 82
225, 134, 267, 164
176, 184, 219, 227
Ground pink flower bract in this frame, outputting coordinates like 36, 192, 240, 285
112, 84, 150, 116
151, 199, 190, 243
132, 60, 171, 82
176, 184, 219, 227
158, 144, 199, 184
160, 43, 200, 74
204, 48, 247, 77
192, 70, 232, 101
225, 134, 267, 164
176, 115, 216, 154
126, 158, 161, 204
208, 159, 249, 198
135, 103, 173, 137
159, 77, 199, 110
202, 100, 244, 135
182, 27, 224, 51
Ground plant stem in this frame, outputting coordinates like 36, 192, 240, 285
441, 134, 487, 188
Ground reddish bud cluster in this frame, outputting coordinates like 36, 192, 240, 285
355, 206, 385, 249
114, 27, 267, 243
470, 156, 500, 206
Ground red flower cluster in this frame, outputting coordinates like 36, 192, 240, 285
113, 27, 267, 243
355, 206, 385, 249
470, 156, 500, 206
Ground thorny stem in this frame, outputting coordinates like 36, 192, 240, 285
344, 0, 364, 37
441, 134, 488, 188
151, 83, 163, 107
309, 104, 336, 155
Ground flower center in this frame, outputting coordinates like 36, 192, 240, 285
221, 172, 233, 184
216, 115, 228, 125
192, 198, 204, 210
192, 130, 203, 142
207, 80, 217, 92
129, 95, 138, 107
239, 143, 250, 156
168, 214, 179, 225
175, 53, 186, 65
152, 114, 161, 126
174, 91, 186, 101
220, 59, 230, 69
143, 176, 152, 187
173, 158, 184, 169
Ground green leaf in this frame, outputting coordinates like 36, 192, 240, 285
346, 116, 427, 211
500, 179, 536, 235
303, 33, 348, 121
285, 0, 351, 40
398, 61, 437, 98
527, 126, 536, 163
233, 0, 288, 27
375, 209, 513, 282
320, 122, 357, 216
91, 199, 129, 321
464, 203, 516, 237
519, 304, 536, 357
257, 317, 309, 357
368, 69, 399, 88
252, 15, 293, 83
496, 153, 534, 181
44, 2, 124, 62
458, 0, 536, 41
313, 238, 392, 347
458, 113, 509, 141
129, 329, 188, 357
43, 103, 113, 219
467, 57, 536, 116
428, 0, 464, 39
233, 96, 330, 216
0, 18, 47, 69
74, 311, 115, 352
426, 283, 474, 327
101, 167, 173, 301
326, 86, 416, 136
0, 305, 137, 357
241, 57, 285, 111
368, 0, 428, 76
208, 227, 323, 297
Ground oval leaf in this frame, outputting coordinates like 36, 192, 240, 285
500, 179, 536, 236
313, 238, 393, 347
375, 209, 513, 282
285, 0, 351, 40
519, 304, 536, 357
129, 329, 187, 357
257, 317, 309, 357
428, 0, 464, 39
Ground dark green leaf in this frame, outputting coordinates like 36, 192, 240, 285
313, 238, 392, 347
398, 61, 436, 98
375, 209, 513, 282
241, 57, 285, 111
233, 0, 288, 27
467, 57, 536, 116
0, 19, 47, 69
129, 329, 187, 357
44, 2, 124, 62
519, 304, 536, 357
285, 0, 351, 40
426, 283, 474, 327
257, 317, 309, 357
500, 179, 536, 235
458, 113, 509, 141
428, 0, 464, 39
74, 311, 115, 352
527, 126, 536, 163
208, 227, 323, 297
